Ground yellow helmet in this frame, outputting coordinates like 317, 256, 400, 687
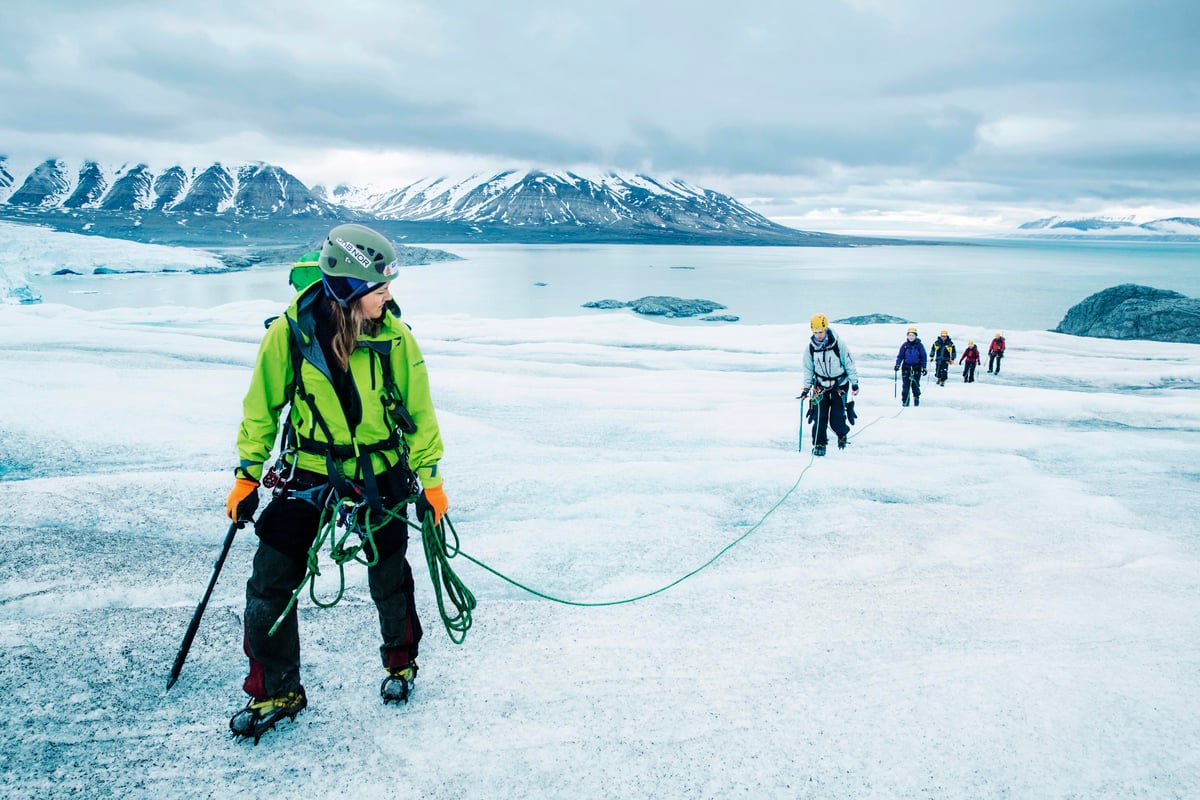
906, 326, 918, 335
810, 313, 828, 332
995, 332, 1003, 338
968, 340, 975, 346
940, 329, 948, 336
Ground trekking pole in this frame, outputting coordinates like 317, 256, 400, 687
893, 369, 897, 398
166, 518, 244, 691
795, 391, 808, 451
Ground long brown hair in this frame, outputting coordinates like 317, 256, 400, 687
326, 298, 385, 371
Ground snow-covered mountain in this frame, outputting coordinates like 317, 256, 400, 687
0, 157, 340, 218
317, 169, 813, 239
0, 155, 878, 245
1017, 215, 1200, 238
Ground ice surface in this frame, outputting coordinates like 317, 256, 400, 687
0, 287, 1198, 797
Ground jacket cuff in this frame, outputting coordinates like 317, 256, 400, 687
235, 462, 263, 482
415, 464, 443, 489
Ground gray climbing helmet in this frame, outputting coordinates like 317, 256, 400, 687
319, 224, 400, 282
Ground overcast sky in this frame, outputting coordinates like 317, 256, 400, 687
3, 0, 1198, 235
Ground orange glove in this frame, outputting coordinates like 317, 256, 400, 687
416, 484, 449, 525
225, 478, 260, 523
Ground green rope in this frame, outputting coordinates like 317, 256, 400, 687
452, 403, 905, 607
266, 405, 903, 638
453, 455, 819, 607
267, 497, 382, 635
267, 493, 476, 644
420, 514, 476, 643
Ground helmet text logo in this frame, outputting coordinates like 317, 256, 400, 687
336, 237, 373, 270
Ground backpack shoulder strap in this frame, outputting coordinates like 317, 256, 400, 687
810, 337, 841, 358
362, 339, 417, 435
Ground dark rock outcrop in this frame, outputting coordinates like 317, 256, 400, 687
1053, 284, 1200, 343
583, 295, 729, 319
835, 314, 909, 325
629, 296, 727, 317
583, 299, 626, 310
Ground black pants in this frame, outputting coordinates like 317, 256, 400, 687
988, 352, 1003, 373
963, 362, 977, 382
242, 473, 422, 699
810, 385, 849, 445
901, 365, 922, 404
935, 360, 950, 383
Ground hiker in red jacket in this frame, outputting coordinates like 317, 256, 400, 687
960, 341, 981, 382
988, 333, 1006, 374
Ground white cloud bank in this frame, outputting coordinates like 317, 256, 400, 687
3, 2, 1199, 235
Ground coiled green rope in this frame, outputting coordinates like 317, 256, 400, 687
268, 495, 475, 643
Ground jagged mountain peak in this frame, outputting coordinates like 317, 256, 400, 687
1, 158, 340, 218
0, 155, 855, 244
340, 168, 795, 237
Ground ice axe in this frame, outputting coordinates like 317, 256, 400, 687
166, 518, 244, 691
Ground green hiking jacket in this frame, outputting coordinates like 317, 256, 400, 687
235, 284, 444, 489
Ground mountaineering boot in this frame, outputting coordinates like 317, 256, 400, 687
812, 443, 827, 457
902, 399, 909, 407
914, 396, 920, 406
381, 660, 418, 705
837, 435, 847, 450
230, 686, 307, 744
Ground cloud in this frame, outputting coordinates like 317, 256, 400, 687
1, 0, 1198, 233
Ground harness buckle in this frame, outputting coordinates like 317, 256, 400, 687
334, 497, 367, 540
266, 453, 298, 497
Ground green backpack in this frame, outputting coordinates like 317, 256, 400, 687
289, 250, 323, 292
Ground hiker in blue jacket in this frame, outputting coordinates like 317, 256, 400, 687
799, 314, 859, 456
894, 327, 927, 407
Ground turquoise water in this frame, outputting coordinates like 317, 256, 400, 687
34, 238, 1200, 330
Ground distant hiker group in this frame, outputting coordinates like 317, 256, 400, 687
799, 316, 1010, 456
895, 328, 1006, 397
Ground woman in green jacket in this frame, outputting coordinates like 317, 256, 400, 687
224, 224, 448, 741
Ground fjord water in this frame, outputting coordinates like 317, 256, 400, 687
35, 238, 1200, 330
